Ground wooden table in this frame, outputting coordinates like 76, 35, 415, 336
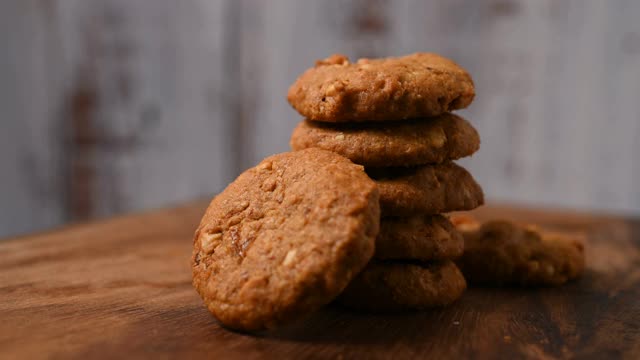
1, 202, 639, 359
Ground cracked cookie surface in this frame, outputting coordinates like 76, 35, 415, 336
290, 113, 480, 167
452, 216, 585, 286
192, 148, 380, 331
287, 53, 475, 122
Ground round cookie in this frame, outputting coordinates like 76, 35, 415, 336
452, 216, 585, 286
290, 113, 480, 167
368, 162, 484, 216
336, 261, 467, 311
192, 148, 380, 331
376, 215, 463, 261
287, 53, 475, 122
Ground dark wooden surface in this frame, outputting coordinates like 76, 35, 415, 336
1, 201, 639, 359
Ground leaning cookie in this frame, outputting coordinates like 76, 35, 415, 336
290, 113, 480, 167
375, 215, 463, 261
336, 261, 467, 311
288, 53, 475, 122
192, 149, 380, 331
452, 216, 585, 286
368, 162, 484, 216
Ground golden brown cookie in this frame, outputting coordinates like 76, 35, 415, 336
288, 53, 475, 122
368, 162, 484, 216
336, 261, 466, 311
290, 113, 480, 167
451, 216, 585, 286
375, 215, 463, 261
192, 149, 380, 331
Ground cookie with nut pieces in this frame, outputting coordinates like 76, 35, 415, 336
290, 113, 480, 167
192, 148, 380, 331
452, 215, 585, 286
287, 53, 475, 122
336, 260, 467, 311
375, 215, 464, 261
368, 162, 484, 216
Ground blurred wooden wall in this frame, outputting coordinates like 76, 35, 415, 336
2, 0, 640, 238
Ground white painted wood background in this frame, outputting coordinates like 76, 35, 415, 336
1, 0, 639, 238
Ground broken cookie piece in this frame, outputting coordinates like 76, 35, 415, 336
452, 215, 585, 286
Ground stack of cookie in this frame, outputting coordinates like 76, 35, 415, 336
288, 53, 484, 311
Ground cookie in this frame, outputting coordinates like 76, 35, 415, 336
290, 113, 480, 167
452, 216, 585, 286
367, 162, 484, 216
288, 53, 475, 122
336, 261, 467, 311
375, 215, 463, 261
192, 148, 380, 331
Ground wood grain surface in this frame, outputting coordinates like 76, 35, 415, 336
1, 202, 639, 359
